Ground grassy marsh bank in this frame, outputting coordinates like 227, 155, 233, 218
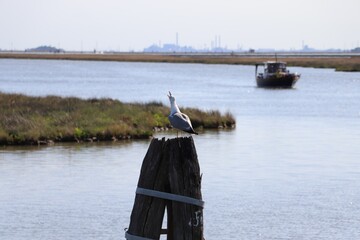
0, 92, 235, 145
1, 52, 360, 71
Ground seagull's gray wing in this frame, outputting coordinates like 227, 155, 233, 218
169, 112, 194, 131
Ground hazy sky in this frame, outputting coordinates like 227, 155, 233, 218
1, 0, 359, 51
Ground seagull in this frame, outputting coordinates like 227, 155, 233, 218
167, 91, 198, 136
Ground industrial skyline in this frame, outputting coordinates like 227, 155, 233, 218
2, 32, 358, 53
143, 33, 357, 53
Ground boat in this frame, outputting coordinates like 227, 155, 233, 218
255, 61, 300, 88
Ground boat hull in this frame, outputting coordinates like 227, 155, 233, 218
256, 74, 300, 88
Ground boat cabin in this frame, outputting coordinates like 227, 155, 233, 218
255, 61, 289, 77
265, 62, 287, 74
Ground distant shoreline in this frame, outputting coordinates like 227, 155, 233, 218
1, 52, 359, 71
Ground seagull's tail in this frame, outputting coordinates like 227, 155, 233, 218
186, 129, 198, 135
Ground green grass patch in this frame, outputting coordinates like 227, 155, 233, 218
0, 92, 235, 145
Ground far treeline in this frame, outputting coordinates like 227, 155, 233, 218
1, 52, 360, 71
0, 92, 235, 145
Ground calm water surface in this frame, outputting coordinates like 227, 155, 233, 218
1, 59, 360, 239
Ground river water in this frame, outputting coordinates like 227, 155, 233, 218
0, 59, 360, 239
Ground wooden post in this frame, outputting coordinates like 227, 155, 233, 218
126, 137, 204, 240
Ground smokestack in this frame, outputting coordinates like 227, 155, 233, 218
176, 32, 179, 46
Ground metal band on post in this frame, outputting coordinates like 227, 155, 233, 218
136, 187, 205, 208
125, 231, 156, 240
